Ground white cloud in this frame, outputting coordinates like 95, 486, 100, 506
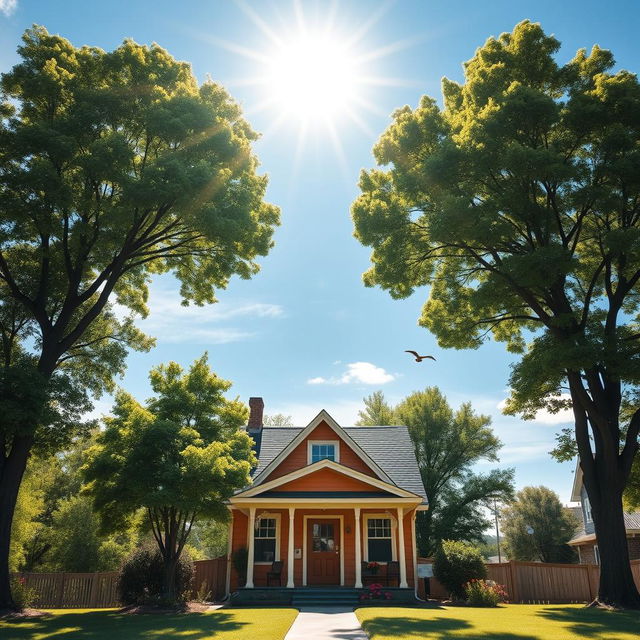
0, 0, 16, 16
307, 361, 395, 386
126, 283, 284, 344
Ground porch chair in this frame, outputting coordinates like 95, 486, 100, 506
385, 561, 400, 587
266, 560, 283, 586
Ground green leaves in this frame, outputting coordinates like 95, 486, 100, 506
83, 355, 255, 533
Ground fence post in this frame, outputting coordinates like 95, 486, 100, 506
55, 573, 66, 608
508, 561, 519, 603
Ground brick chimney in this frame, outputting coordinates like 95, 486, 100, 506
248, 397, 264, 431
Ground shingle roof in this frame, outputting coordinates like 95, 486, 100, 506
247, 424, 427, 502
569, 509, 640, 544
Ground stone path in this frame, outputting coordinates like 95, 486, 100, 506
284, 606, 368, 640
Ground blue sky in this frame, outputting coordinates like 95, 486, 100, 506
1, 0, 638, 503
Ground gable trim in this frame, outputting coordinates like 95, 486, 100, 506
235, 458, 420, 499
571, 460, 583, 502
252, 410, 393, 486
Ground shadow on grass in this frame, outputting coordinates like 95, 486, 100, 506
0, 610, 247, 639
360, 614, 545, 640
537, 606, 640, 638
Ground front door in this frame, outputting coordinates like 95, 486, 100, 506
307, 519, 340, 585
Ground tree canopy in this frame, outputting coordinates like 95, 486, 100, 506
0, 25, 277, 608
352, 19, 640, 606
84, 354, 255, 600
357, 388, 514, 555
355, 390, 396, 426
501, 486, 579, 563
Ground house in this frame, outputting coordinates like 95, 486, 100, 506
226, 398, 428, 605
568, 461, 640, 564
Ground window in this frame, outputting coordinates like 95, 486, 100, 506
312, 522, 336, 552
583, 495, 592, 523
308, 440, 340, 464
254, 517, 277, 563
366, 517, 393, 562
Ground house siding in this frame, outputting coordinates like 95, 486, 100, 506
262, 422, 378, 483
272, 467, 388, 493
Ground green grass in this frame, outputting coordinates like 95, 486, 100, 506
356, 604, 640, 640
0, 607, 298, 640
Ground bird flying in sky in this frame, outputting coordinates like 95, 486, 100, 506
405, 350, 436, 362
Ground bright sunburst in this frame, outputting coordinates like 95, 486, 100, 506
265, 33, 360, 120
203, 1, 414, 177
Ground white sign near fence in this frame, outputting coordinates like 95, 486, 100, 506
417, 564, 433, 578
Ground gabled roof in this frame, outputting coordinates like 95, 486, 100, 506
234, 458, 422, 499
248, 411, 427, 502
251, 410, 393, 486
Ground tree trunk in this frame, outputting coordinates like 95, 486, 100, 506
0, 435, 32, 611
586, 464, 640, 608
162, 555, 177, 604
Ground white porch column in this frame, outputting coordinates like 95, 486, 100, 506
246, 507, 256, 588
225, 508, 234, 598
354, 507, 362, 588
287, 507, 295, 588
397, 507, 408, 588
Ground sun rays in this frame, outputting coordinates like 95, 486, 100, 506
198, 0, 416, 180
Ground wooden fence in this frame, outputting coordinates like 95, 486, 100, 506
192, 557, 227, 602
14, 572, 120, 608
417, 557, 640, 603
13, 557, 228, 609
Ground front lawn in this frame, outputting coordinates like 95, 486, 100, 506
356, 604, 640, 640
0, 607, 298, 640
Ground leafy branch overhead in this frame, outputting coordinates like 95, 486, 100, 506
352, 20, 640, 606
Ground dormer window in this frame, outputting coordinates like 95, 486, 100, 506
308, 440, 340, 464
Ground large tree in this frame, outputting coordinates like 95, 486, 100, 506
359, 388, 514, 555
84, 355, 255, 602
0, 27, 278, 608
501, 486, 579, 563
352, 20, 640, 607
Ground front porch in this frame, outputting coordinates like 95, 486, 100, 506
227, 500, 424, 596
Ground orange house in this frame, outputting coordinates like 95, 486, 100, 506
226, 398, 428, 605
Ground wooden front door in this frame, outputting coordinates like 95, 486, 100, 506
307, 519, 340, 585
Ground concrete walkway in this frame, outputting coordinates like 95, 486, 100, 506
284, 607, 368, 640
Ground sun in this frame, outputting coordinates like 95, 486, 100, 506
202, 1, 413, 173
265, 33, 361, 121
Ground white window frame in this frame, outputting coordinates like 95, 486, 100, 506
363, 513, 397, 564
583, 495, 593, 523
307, 440, 340, 465
254, 513, 281, 565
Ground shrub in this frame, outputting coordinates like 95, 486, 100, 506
10, 576, 37, 610
358, 583, 393, 602
232, 547, 248, 584
464, 579, 508, 607
433, 540, 487, 600
117, 547, 194, 605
